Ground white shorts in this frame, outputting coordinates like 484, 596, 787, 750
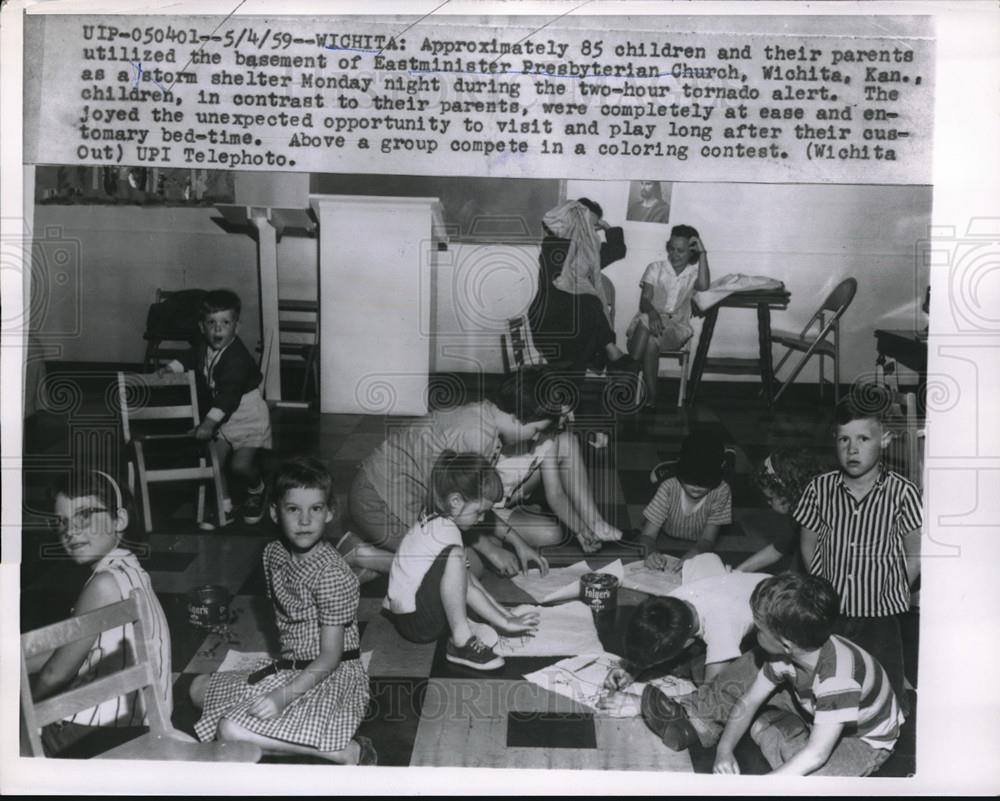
218, 388, 272, 450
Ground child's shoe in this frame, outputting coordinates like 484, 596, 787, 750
446, 635, 504, 671
640, 685, 699, 751
242, 486, 266, 525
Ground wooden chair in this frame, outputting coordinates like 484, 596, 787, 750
632, 344, 690, 409
20, 589, 260, 762
772, 277, 858, 404
118, 370, 227, 533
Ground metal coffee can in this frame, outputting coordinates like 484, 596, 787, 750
580, 572, 619, 614
187, 584, 231, 627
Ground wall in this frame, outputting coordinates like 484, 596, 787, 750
30, 204, 317, 364
32, 180, 931, 389
434, 180, 933, 387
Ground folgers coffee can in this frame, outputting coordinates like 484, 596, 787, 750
580, 572, 619, 614
187, 585, 231, 627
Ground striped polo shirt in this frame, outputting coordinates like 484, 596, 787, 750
643, 478, 732, 542
762, 634, 903, 750
793, 468, 923, 617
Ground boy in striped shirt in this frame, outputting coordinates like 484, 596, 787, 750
794, 394, 922, 716
713, 574, 903, 776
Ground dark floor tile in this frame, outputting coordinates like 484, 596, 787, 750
236, 557, 268, 596
619, 470, 654, 504
159, 592, 212, 671
360, 574, 390, 599
138, 550, 198, 572
507, 711, 597, 749
357, 678, 429, 767
171, 672, 200, 737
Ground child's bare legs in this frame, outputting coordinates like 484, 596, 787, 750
336, 530, 396, 577
502, 431, 620, 551
230, 446, 263, 495
217, 718, 362, 764
551, 431, 621, 544
439, 546, 475, 646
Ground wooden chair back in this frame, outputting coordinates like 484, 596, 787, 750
20, 591, 170, 757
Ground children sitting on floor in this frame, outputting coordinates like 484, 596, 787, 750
30, 470, 172, 757
733, 449, 827, 574
795, 390, 922, 716
190, 456, 375, 765
601, 554, 768, 693
641, 431, 732, 566
163, 288, 272, 527
641, 573, 903, 777
338, 367, 621, 582
383, 451, 541, 671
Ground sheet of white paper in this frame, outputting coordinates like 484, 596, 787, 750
523, 653, 699, 718
511, 559, 624, 604
620, 558, 683, 596
495, 602, 604, 657
217, 649, 374, 673
681, 553, 729, 584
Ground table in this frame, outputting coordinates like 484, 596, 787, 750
687, 287, 792, 406
874, 329, 928, 380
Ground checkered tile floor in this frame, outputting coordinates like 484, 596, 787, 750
21, 376, 917, 774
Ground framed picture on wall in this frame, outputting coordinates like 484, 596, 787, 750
625, 180, 672, 225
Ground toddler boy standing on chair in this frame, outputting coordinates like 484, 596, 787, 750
164, 289, 272, 527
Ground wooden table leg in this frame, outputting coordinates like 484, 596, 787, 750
688, 307, 719, 403
757, 303, 775, 406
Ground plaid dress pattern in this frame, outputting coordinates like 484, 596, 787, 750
194, 541, 369, 751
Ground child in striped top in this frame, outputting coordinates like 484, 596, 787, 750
714, 573, 902, 776
30, 470, 172, 757
640, 431, 731, 568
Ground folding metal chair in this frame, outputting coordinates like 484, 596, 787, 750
772, 277, 858, 404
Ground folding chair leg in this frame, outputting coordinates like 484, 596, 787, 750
833, 325, 841, 404
134, 443, 154, 534
678, 353, 688, 407
207, 442, 228, 525
196, 457, 207, 525
774, 339, 826, 403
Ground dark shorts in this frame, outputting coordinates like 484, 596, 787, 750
383, 545, 460, 644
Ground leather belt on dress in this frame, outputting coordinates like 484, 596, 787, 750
247, 649, 362, 684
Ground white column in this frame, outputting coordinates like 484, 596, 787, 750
310, 195, 440, 415
249, 208, 282, 402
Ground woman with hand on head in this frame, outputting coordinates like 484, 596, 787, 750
627, 225, 711, 409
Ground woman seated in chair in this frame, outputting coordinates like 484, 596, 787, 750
626, 225, 711, 408
29, 470, 172, 757
527, 198, 631, 377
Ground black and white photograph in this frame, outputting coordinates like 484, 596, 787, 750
626, 180, 672, 225
3, 2, 999, 796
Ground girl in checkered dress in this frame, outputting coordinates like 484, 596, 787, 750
191, 457, 375, 764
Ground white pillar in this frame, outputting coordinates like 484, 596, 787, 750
250, 209, 282, 402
